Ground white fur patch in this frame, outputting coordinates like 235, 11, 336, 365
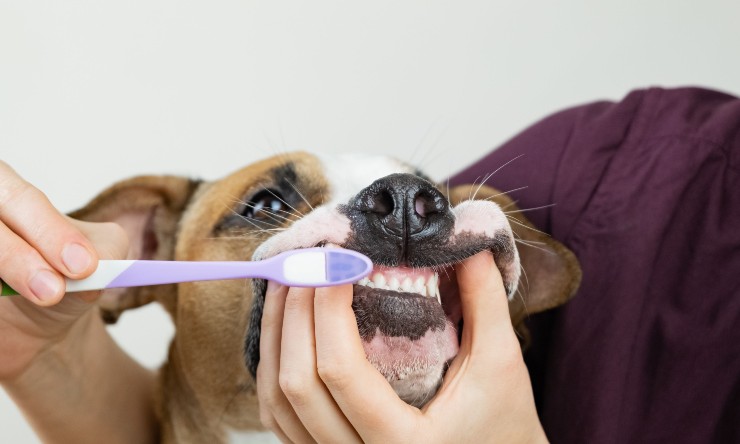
316, 153, 414, 207
452, 200, 508, 237
252, 206, 354, 260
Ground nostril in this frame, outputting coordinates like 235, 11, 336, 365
369, 190, 394, 216
414, 191, 443, 218
414, 196, 427, 217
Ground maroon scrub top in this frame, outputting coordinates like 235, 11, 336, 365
450, 87, 740, 443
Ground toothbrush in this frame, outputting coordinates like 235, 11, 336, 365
0, 248, 372, 296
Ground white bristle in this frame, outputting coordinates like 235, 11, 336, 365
283, 251, 327, 284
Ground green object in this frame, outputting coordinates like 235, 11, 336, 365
1, 280, 19, 296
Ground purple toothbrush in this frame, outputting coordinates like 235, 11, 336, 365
0, 248, 372, 296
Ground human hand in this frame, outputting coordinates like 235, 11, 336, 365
256, 251, 548, 443
0, 161, 129, 381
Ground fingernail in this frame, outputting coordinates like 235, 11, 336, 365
29, 269, 62, 302
62, 243, 92, 274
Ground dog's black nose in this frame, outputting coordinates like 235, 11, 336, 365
348, 174, 454, 265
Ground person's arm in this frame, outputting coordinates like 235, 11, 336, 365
3, 310, 159, 444
0, 161, 158, 444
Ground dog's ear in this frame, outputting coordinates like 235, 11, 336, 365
447, 185, 581, 329
69, 176, 201, 323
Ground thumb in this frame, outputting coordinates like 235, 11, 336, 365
455, 251, 517, 351
70, 219, 130, 262
66, 219, 130, 303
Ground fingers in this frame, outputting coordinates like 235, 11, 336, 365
0, 162, 99, 304
72, 220, 129, 262
279, 286, 360, 444
313, 284, 418, 441
257, 282, 314, 443
68, 220, 130, 303
455, 251, 518, 349
0, 221, 64, 305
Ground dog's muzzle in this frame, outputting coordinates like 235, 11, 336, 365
246, 172, 519, 408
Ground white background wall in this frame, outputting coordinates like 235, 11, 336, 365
2, 1, 739, 442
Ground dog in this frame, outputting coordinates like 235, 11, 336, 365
71, 151, 581, 443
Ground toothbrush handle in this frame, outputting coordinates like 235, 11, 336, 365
0, 259, 272, 296
104, 260, 270, 289
0, 260, 138, 296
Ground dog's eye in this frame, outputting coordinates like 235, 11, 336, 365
243, 190, 286, 219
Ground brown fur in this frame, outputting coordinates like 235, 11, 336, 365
70, 153, 580, 442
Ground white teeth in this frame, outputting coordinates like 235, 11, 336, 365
401, 277, 413, 292
372, 273, 387, 288
356, 270, 441, 302
426, 274, 437, 298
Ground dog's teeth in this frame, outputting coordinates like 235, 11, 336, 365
401, 277, 413, 292
435, 286, 441, 304
372, 273, 387, 289
356, 270, 441, 300
426, 280, 435, 298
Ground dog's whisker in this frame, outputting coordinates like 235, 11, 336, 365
504, 203, 556, 214
486, 154, 526, 182
261, 186, 305, 218
470, 169, 500, 201
411, 119, 453, 174
220, 200, 290, 229
223, 195, 297, 226
514, 237, 548, 246
261, 128, 282, 156
514, 239, 555, 255
506, 216, 551, 237
284, 178, 314, 212
231, 211, 286, 230
480, 185, 529, 202
406, 118, 441, 170
500, 199, 520, 211
467, 174, 484, 201
238, 201, 295, 224
230, 214, 287, 232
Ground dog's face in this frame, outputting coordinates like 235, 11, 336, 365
72, 151, 580, 432
240, 153, 521, 407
